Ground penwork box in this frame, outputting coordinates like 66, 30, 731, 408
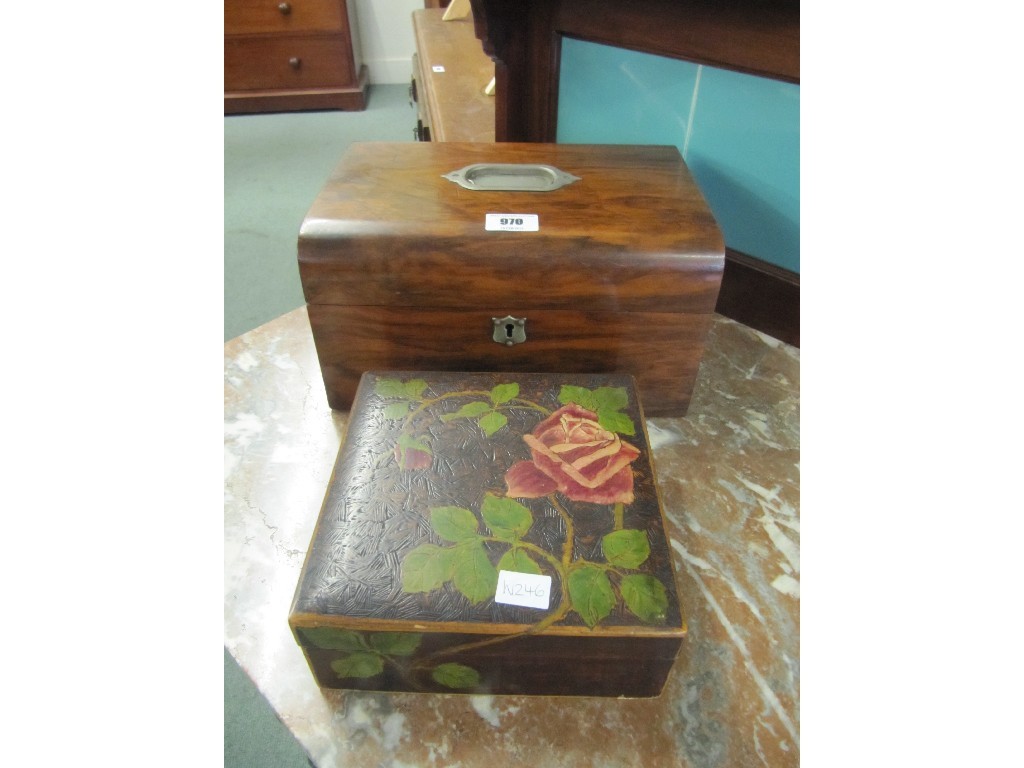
297, 141, 724, 417
289, 371, 685, 697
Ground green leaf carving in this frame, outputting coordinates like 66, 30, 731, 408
402, 543, 456, 592
497, 547, 542, 575
602, 529, 651, 569
620, 574, 669, 623
597, 409, 636, 436
375, 378, 409, 398
592, 386, 629, 412
489, 383, 519, 405
375, 378, 428, 400
452, 540, 499, 603
368, 632, 423, 656
430, 506, 480, 542
383, 401, 411, 420
481, 494, 533, 540
431, 662, 481, 689
299, 627, 367, 651
477, 411, 508, 437
567, 565, 616, 628
441, 401, 491, 422
403, 379, 428, 399
331, 652, 384, 679
558, 385, 599, 413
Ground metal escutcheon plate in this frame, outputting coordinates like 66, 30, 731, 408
444, 163, 581, 192
492, 315, 527, 346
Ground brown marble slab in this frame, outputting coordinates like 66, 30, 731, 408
225, 306, 799, 767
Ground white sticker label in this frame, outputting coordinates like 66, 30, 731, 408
485, 213, 539, 232
495, 570, 552, 610
432, 65, 446, 73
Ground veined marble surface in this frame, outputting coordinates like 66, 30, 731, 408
225, 307, 799, 768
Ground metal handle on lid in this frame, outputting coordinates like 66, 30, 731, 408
443, 163, 580, 192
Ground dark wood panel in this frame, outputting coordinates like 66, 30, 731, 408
716, 248, 800, 347
307, 305, 715, 416
469, 0, 799, 143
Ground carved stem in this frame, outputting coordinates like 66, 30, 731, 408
548, 495, 575, 571
403, 389, 493, 427
480, 537, 562, 575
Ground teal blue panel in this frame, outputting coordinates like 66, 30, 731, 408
555, 38, 800, 273
556, 36, 697, 151
685, 68, 800, 272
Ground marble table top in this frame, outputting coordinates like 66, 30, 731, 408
225, 307, 799, 767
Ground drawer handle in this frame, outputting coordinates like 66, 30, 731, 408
289, 57, 302, 69
278, 2, 292, 14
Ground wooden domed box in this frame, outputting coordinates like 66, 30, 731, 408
297, 141, 724, 417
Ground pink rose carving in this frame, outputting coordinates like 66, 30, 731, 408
504, 403, 640, 505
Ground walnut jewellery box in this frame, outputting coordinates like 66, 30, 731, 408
296, 141, 724, 417
290, 371, 685, 697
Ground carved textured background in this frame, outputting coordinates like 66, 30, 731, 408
293, 371, 682, 630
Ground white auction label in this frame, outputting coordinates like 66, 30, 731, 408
495, 570, 552, 610
432, 65, 446, 73
485, 213, 539, 232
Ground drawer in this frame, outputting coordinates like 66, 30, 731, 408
225, 0, 343, 35
225, 35, 354, 91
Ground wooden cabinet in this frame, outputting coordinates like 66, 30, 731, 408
410, 8, 494, 142
225, 0, 368, 114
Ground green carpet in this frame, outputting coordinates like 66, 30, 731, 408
225, 84, 416, 342
224, 84, 416, 765
224, 648, 312, 768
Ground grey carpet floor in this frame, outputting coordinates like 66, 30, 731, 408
224, 83, 416, 767
225, 83, 416, 342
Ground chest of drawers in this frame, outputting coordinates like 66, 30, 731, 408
225, 0, 368, 114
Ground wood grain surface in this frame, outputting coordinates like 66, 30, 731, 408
308, 305, 713, 416
298, 142, 723, 312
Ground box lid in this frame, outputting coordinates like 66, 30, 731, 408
297, 142, 723, 313
290, 370, 685, 649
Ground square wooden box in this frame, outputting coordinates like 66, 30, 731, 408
289, 371, 685, 697
297, 141, 724, 417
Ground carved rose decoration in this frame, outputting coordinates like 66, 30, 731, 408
377, 376, 670, 635
504, 403, 640, 504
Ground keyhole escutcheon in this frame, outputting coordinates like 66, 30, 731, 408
492, 315, 527, 346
